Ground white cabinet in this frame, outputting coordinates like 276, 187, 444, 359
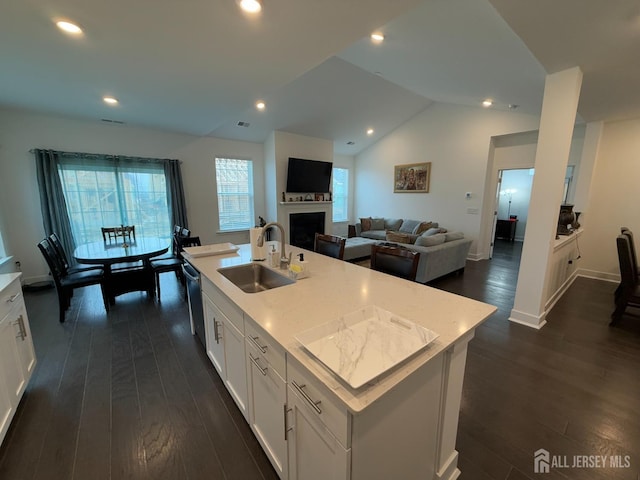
245, 322, 288, 479
286, 358, 350, 480
202, 278, 248, 419
224, 316, 248, 416
194, 268, 469, 480
204, 292, 225, 376
0, 274, 36, 446
286, 384, 350, 480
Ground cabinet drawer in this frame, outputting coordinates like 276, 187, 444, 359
287, 358, 350, 449
0, 280, 22, 320
245, 319, 286, 379
202, 277, 244, 332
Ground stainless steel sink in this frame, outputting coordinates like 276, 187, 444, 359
217, 263, 295, 293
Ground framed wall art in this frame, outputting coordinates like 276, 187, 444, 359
394, 162, 431, 193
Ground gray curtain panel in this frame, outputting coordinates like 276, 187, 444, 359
164, 159, 189, 230
34, 149, 77, 264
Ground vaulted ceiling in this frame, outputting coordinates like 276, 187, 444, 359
1, 0, 638, 155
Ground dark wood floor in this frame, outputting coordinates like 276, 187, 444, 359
1, 240, 639, 479
430, 240, 640, 480
0, 274, 280, 480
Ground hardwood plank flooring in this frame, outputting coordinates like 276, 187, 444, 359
430, 240, 640, 480
0, 276, 277, 480
1, 240, 639, 479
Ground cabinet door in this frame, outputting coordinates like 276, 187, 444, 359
0, 343, 16, 444
287, 385, 350, 480
0, 315, 25, 444
247, 342, 287, 478
203, 293, 225, 377
0, 318, 25, 407
222, 317, 248, 419
13, 305, 36, 382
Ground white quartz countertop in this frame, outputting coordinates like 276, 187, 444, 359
184, 243, 496, 412
0, 272, 22, 293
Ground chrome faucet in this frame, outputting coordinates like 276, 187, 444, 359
256, 222, 291, 269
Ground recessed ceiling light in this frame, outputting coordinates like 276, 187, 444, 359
370, 32, 385, 44
56, 20, 83, 35
238, 0, 262, 13
482, 99, 493, 108
255, 101, 265, 111
103, 96, 119, 105
366, 128, 374, 136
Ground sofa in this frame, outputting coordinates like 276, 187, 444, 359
346, 217, 472, 283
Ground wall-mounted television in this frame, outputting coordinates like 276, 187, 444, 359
286, 157, 333, 193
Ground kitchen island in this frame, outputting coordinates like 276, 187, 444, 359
184, 243, 496, 480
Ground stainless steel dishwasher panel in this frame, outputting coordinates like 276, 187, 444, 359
183, 261, 205, 348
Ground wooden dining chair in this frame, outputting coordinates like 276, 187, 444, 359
49, 233, 102, 275
611, 234, 640, 325
150, 235, 201, 300
38, 238, 109, 322
102, 225, 136, 242
314, 233, 346, 260
615, 228, 640, 303
370, 244, 421, 282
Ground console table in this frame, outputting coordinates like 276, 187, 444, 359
495, 219, 518, 242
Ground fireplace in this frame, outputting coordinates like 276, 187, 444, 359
290, 212, 325, 250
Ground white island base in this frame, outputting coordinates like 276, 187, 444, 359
287, 334, 472, 480
186, 244, 495, 480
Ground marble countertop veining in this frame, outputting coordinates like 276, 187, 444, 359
184, 243, 496, 413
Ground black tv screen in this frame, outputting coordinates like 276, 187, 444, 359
286, 158, 333, 193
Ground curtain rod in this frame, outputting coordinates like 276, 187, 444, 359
28, 148, 181, 164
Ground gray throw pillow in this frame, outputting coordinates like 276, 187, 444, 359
422, 227, 442, 237
371, 217, 385, 230
415, 234, 446, 247
384, 218, 403, 231
445, 232, 465, 242
399, 219, 421, 233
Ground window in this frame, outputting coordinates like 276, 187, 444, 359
58, 161, 170, 244
215, 158, 254, 232
332, 167, 349, 222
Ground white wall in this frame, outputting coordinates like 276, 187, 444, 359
579, 117, 640, 278
354, 102, 541, 256
266, 131, 334, 241
0, 107, 265, 283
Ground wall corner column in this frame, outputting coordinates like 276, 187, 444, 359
510, 67, 583, 329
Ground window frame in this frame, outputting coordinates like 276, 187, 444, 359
332, 167, 349, 223
214, 157, 255, 233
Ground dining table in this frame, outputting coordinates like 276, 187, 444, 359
73, 236, 170, 303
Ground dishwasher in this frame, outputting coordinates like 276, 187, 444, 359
182, 261, 205, 348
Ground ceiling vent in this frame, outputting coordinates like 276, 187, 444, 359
101, 118, 125, 124
237, 121, 250, 127
346, 141, 355, 145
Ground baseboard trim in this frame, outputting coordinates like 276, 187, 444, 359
509, 308, 547, 329
467, 253, 484, 262
436, 451, 460, 480
576, 269, 619, 283
545, 271, 579, 313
